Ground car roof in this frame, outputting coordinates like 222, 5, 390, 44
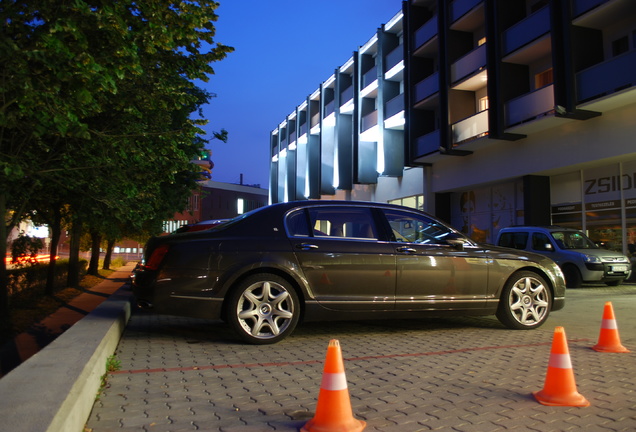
499, 225, 580, 232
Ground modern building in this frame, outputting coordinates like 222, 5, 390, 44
269, 0, 636, 254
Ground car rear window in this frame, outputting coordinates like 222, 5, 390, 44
286, 207, 378, 240
498, 232, 528, 249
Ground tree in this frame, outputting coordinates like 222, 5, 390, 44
0, 0, 233, 316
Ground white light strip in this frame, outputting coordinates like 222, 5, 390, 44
360, 80, 378, 98
360, 34, 378, 54
384, 112, 405, 129
385, 60, 404, 80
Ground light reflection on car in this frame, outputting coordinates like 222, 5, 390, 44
133, 201, 566, 344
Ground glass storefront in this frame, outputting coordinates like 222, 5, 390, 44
551, 161, 636, 257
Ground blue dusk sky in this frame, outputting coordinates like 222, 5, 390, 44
201, 0, 404, 189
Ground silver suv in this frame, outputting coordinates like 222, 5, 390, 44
496, 226, 631, 288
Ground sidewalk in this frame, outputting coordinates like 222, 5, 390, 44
0, 263, 137, 377
0, 263, 136, 432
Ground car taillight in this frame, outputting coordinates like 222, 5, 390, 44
144, 244, 169, 270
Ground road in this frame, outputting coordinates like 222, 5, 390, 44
87, 284, 636, 431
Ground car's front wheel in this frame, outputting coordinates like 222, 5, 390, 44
496, 271, 552, 330
227, 274, 300, 344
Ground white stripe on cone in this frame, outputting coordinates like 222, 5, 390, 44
548, 353, 572, 369
321, 372, 348, 391
600, 318, 618, 330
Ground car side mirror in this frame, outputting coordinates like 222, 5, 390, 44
545, 243, 553, 251
447, 239, 465, 251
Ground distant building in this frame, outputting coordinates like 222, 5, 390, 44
269, 0, 636, 253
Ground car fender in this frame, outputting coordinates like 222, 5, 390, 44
211, 250, 313, 300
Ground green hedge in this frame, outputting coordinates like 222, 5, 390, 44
7, 259, 88, 299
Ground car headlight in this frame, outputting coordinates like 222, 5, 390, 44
583, 254, 602, 264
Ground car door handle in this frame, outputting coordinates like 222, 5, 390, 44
396, 246, 416, 254
296, 243, 319, 250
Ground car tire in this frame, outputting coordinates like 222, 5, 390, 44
496, 271, 552, 330
562, 264, 582, 288
227, 274, 300, 344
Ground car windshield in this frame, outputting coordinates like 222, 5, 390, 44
550, 231, 598, 250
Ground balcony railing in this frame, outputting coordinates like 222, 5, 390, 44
310, 112, 320, 128
577, 50, 636, 103
324, 100, 335, 117
572, 0, 608, 18
505, 85, 554, 127
385, 45, 403, 72
415, 129, 441, 157
451, 0, 483, 23
502, 6, 550, 56
361, 110, 378, 132
414, 72, 439, 103
385, 94, 404, 119
340, 85, 354, 106
414, 17, 437, 49
452, 110, 489, 143
451, 44, 486, 84
362, 66, 378, 89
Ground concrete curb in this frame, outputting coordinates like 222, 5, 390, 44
0, 286, 132, 432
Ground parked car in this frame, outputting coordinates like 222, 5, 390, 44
496, 226, 631, 288
133, 201, 566, 344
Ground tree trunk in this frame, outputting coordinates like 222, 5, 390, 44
103, 238, 115, 270
67, 217, 83, 288
0, 194, 9, 322
88, 230, 101, 276
45, 206, 62, 295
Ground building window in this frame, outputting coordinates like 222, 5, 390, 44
389, 195, 425, 211
237, 198, 245, 214
479, 96, 489, 112
534, 68, 553, 89
477, 37, 486, 47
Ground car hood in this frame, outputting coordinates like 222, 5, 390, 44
565, 248, 628, 259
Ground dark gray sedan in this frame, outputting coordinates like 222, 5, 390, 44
133, 201, 566, 344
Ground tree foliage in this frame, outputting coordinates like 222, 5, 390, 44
0, 0, 233, 315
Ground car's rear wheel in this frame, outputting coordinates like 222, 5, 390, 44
496, 271, 552, 330
227, 274, 300, 344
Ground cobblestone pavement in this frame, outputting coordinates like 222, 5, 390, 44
87, 285, 636, 432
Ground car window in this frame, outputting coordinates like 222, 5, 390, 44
383, 209, 456, 245
532, 233, 552, 251
551, 231, 597, 249
498, 232, 528, 249
286, 210, 311, 237
307, 207, 377, 240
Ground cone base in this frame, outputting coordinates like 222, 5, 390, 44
592, 344, 630, 353
533, 390, 590, 407
301, 418, 366, 432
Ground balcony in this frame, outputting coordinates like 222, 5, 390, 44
414, 72, 439, 103
414, 129, 441, 157
340, 85, 354, 106
324, 100, 335, 117
572, 0, 610, 18
385, 94, 404, 119
577, 50, 636, 103
414, 17, 437, 51
502, 6, 550, 57
310, 112, 320, 128
362, 66, 378, 90
451, 0, 483, 23
451, 44, 486, 84
452, 110, 488, 144
505, 85, 554, 127
299, 122, 308, 137
385, 45, 403, 72
361, 110, 378, 133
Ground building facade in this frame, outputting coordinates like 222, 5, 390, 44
269, 0, 636, 254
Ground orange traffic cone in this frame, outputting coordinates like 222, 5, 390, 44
301, 339, 366, 432
592, 302, 630, 353
533, 327, 590, 407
